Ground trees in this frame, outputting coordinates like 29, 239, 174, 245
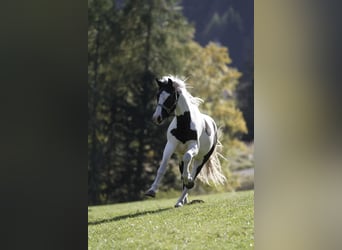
180, 41, 248, 192
182, 42, 247, 150
88, 0, 195, 204
88, 0, 119, 205
181, 0, 254, 142
88, 0, 248, 204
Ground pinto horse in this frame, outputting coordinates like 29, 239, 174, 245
145, 75, 226, 207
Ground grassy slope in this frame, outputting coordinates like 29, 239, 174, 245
88, 191, 254, 249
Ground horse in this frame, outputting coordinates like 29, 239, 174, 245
145, 75, 227, 207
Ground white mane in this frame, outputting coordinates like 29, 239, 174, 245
161, 75, 204, 107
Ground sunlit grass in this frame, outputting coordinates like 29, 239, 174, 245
88, 191, 254, 249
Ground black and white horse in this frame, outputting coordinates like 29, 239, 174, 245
145, 75, 226, 207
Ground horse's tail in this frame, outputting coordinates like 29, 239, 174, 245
197, 127, 227, 186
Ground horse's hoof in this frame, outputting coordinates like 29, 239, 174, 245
144, 189, 156, 198
174, 202, 183, 208
185, 181, 194, 189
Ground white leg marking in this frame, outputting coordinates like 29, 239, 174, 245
175, 188, 188, 207
182, 143, 198, 185
150, 141, 176, 192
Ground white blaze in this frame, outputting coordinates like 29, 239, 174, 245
152, 91, 170, 122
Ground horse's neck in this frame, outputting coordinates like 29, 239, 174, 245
175, 92, 195, 116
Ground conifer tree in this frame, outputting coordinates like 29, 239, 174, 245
88, 0, 248, 204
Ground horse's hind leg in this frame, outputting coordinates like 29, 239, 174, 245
191, 158, 205, 182
191, 137, 217, 183
182, 143, 198, 189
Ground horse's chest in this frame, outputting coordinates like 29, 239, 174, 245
171, 111, 197, 144
175, 143, 188, 155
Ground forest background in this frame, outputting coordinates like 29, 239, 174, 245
88, 0, 254, 205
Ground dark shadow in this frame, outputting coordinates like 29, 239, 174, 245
186, 199, 205, 205
88, 207, 172, 226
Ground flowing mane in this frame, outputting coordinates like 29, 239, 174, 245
160, 75, 204, 107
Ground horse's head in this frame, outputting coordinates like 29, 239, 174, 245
152, 77, 179, 125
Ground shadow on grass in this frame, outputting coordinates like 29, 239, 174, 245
186, 199, 204, 205
88, 207, 172, 226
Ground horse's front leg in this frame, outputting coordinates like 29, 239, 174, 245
175, 187, 189, 208
145, 141, 176, 197
182, 142, 198, 189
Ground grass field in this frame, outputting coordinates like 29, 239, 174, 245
88, 190, 254, 249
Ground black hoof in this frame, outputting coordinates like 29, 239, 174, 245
185, 182, 194, 189
144, 190, 156, 198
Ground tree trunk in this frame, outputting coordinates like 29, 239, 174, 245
134, 1, 154, 197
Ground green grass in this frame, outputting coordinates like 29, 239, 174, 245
88, 190, 254, 249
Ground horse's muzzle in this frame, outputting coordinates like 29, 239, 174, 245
152, 115, 163, 125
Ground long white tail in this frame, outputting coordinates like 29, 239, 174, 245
197, 129, 227, 186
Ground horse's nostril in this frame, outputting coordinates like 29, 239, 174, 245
152, 115, 162, 124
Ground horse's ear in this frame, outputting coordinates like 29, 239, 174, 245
167, 78, 173, 85
155, 78, 162, 87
